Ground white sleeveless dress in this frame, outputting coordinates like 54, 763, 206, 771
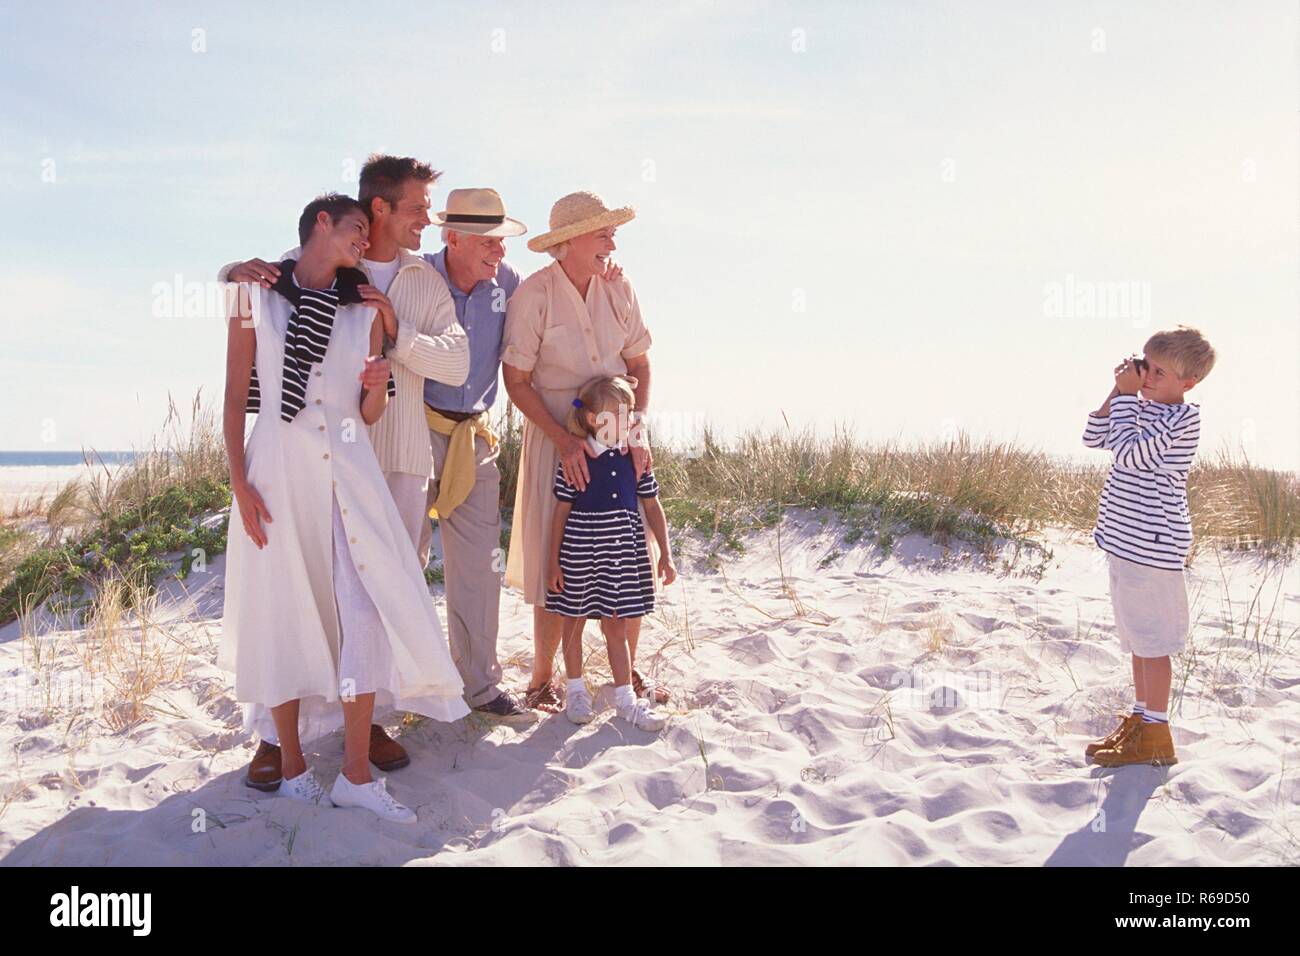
219, 282, 469, 743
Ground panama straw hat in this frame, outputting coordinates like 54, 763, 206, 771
527, 191, 636, 253
431, 188, 527, 237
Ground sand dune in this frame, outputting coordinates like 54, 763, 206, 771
1, 510, 1296, 866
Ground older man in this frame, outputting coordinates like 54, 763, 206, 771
415, 188, 534, 724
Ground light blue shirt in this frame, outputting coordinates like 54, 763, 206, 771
423, 248, 521, 414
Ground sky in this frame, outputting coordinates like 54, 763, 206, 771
1, 0, 1296, 470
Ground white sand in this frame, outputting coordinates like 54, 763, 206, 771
0, 465, 85, 515
1, 510, 1296, 866
0, 463, 130, 517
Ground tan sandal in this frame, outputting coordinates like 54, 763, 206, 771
632, 668, 670, 705
524, 680, 564, 714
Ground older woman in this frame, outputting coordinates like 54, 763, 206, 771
501, 191, 668, 712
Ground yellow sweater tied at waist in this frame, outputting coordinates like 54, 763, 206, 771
424, 406, 498, 520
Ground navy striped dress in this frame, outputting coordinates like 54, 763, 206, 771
546, 441, 659, 619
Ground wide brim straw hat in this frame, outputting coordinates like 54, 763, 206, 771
527, 190, 636, 253
431, 187, 528, 237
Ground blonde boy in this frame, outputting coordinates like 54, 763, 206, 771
1081, 326, 1216, 766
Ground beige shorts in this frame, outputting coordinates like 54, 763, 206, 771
1107, 552, 1189, 657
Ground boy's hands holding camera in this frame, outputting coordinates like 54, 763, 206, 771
1093, 356, 1146, 417
1115, 355, 1146, 396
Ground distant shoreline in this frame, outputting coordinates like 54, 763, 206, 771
0, 451, 138, 468
0, 459, 133, 512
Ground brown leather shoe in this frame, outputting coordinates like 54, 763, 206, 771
244, 740, 282, 791
369, 723, 410, 772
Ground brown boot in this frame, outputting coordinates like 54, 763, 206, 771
244, 740, 282, 791
369, 724, 410, 771
1085, 713, 1142, 760
1093, 720, 1178, 767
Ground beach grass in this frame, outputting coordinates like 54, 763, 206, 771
2, 393, 1297, 627
0, 393, 231, 625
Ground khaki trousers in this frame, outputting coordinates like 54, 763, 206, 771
422, 429, 504, 708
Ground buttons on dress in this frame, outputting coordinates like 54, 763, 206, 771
323, 453, 330, 460
318, 425, 325, 432
315, 399, 322, 405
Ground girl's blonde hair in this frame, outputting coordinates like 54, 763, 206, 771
567, 375, 639, 442
1143, 326, 1216, 382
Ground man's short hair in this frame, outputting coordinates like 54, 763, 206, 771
359, 154, 441, 219
298, 193, 366, 247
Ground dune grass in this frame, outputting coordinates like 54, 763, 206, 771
2, 394, 1296, 628
0, 394, 231, 625
641, 424, 1299, 566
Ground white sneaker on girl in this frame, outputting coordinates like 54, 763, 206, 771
329, 774, 416, 824
615, 693, 666, 732
566, 678, 595, 724
279, 768, 328, 805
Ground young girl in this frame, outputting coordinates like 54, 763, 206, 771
220, 193, 469, 823
545, 375, 677, 731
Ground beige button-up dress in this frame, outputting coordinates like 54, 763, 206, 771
501, 262, 654, 606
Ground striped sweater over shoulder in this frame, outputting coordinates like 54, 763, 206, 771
1082, 394, 1200, 571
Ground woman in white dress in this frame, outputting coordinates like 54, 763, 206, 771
220, 194, 469, 823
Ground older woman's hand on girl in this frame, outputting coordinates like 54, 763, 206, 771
557, 431, 596, 490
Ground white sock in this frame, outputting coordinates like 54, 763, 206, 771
1132, 701, 1146, 715
567, 677, 587, 698
1142, 709, 1168, 724
613, 684, 636, 709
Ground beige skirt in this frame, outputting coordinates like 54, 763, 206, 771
505, 385, 659, 607
1107, 553, 1189, 657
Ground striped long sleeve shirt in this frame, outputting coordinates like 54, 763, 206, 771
1082, 395, 1201, 570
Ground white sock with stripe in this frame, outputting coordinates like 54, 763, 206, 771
1141, 709, 1168, 724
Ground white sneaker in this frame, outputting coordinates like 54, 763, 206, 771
566, 685, 595, 724
616, 697, 667, 732
329, 774, 417, 824
279, 768, 328, 805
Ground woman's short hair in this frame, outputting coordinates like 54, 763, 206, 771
546, 241, 569, 261
297, 193, 366, 247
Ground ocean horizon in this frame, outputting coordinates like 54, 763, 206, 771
0, 451, 138, 468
